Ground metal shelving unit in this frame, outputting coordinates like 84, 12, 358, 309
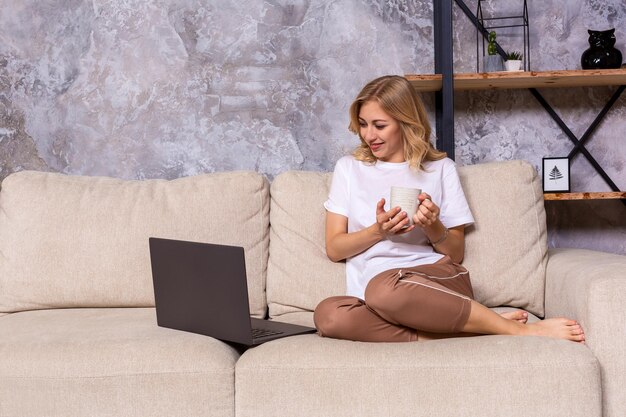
412, 0, 625, 202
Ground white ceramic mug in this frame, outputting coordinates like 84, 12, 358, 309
390, 186, 421, 227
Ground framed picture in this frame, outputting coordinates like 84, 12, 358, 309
542, 157, 570, 192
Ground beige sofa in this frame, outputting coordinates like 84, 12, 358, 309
0, 160, 624, 417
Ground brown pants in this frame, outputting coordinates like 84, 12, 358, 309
313, 257, 474, 342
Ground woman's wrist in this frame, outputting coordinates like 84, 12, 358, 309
425, 221, 448, 246
368, 222, 386, 242
429, 227, 449, 246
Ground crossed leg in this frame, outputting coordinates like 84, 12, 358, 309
462, 300, 585, 343
314, 259, 584, 343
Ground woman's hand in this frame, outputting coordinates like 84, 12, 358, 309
375, 198, 415, 237
411, 192, 466, 263
325, 197, 421, 263
412, 192, 440, 228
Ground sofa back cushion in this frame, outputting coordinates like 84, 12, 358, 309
267, 160, 547, 320
0, 170, 269, 316
267, 172, 346, 319
458, 160, 547, 315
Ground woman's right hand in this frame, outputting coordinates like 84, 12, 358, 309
325, 198, 414, 262
374, 198, 415, 237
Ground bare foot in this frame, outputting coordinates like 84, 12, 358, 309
500, 310, 528, 324
523, 318, 585, 343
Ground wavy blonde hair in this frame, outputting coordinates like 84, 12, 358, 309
349, 75, 446, 170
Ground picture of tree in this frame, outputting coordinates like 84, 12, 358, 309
543, 157, 570, 192
549, 165, 563, 180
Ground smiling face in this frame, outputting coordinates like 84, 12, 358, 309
358, 100, 405, 163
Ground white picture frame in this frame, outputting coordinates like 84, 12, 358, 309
542, 157, 570, 192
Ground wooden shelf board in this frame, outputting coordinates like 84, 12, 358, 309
543, 192, 626, 201
405, 74, 442, 92
405, 69, 626, 92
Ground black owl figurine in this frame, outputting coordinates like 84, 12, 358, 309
581, 28, 623, 69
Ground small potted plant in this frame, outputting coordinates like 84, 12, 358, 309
483, 31, 504, 72
505, 51, 523, 71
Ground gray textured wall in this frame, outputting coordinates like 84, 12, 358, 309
1, 0, 625, 254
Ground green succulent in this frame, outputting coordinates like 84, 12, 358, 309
487, 31, 497, 55
506, 50, 523, 61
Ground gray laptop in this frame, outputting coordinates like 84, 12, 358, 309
149, 237, 316, 346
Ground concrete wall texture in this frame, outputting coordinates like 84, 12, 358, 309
1, 0, 625, 254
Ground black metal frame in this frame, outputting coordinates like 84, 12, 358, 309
434, 0, 455, 160
476, 0, 530, 72
433, 0, 625, 203
529, 86, 625, 195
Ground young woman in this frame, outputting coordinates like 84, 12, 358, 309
313, 75, 585, 343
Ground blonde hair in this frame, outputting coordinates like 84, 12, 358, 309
349, 75, 446, 170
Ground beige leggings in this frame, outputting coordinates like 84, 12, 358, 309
313, 257, 474, 342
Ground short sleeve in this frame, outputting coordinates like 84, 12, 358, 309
439, 161, 474, 228
324, 157, 350, 217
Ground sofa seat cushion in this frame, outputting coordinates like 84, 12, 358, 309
236, 334, 600, 417
0, 170, 269, 317
0, 308, 238, 417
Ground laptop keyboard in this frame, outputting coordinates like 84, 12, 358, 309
252, 327, 284, 339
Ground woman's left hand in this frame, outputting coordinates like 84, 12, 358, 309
412, 193, 440, 228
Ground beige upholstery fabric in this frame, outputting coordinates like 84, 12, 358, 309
267, 171, 345, 317
236, 334, 600, 417
0, 170, 269, 317
458, 160, 547, 316
267, 160, 547, 319
546, 248, 626, 417
0, 308, 239, 417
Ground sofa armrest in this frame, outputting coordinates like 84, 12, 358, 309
546, 248, 626, 417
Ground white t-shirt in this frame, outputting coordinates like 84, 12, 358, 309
324, 155, 475, 299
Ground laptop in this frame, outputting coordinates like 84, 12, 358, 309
149, 237, 316, 346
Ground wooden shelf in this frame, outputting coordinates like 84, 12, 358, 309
544, 192, 626, 201
406, 68, 626, 202
406, 69, 626, 92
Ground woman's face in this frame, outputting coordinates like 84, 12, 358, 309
358, 100, 404, 163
